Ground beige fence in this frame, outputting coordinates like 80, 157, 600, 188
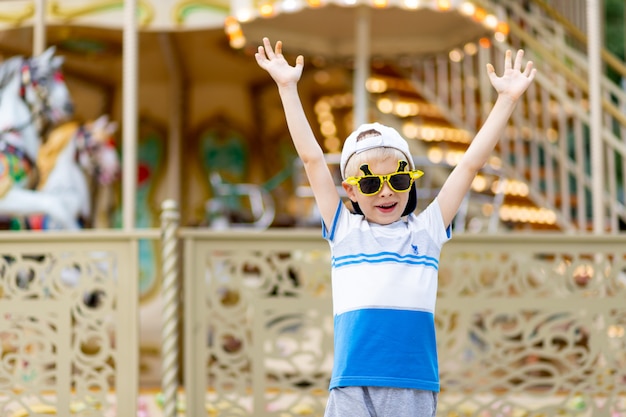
1, 224, 625, 416
182, 230, 626, 417
0, 230, 151, 416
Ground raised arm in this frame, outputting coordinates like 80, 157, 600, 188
437, 49, 537, 228
255, 37, 340, 227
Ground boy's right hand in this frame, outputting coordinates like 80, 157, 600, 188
255, 37, 304, 87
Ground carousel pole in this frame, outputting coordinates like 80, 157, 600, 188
587, 0, 604, 233
353, 5, 370, 129
123, 0, 138, 231
33, 0, 46, 55
119, 2, 139, 413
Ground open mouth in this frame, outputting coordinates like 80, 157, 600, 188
377, 202, 397, 212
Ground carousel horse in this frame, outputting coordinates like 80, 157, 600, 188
0, 47, 75, 226
0, 47, 73, 163
38, 115, 119, 227
21, 115, 120, 230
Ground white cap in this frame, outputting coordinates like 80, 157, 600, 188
339, 122, 414, 179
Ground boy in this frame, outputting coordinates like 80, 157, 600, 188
255, 37, 536, 416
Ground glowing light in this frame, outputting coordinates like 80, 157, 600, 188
281, 0, 302, 12
234, 9, 254, 21
494, 32, 507, 43
436, 0, 451, 11
403, 0, 420, 9
496, 22, 510, 36
224, 17, 246, 49
377, 98, 394, 114
427, 148, 443, 164
459, 1, 475, 16
463, 42, 478, 55
320, 120, 337, 136
449, 49, 463, 62
474, 7, 486, 21
479, 37, 491, 48
229, 34, 246, 49
471, 175, 487, 192
366, 77, 388, 93
402, 122, 419, 139
259, 3, 274, 16
324, 137, 341, 152
314, 100, 331, 113
499, 205, 557, 225
484, 14, 498, 29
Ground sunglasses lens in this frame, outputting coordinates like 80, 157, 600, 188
389, 173, 412, 191
359, 177, 382, 194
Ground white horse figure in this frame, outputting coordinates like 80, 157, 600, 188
0, 47, 76, 227
0, 47, 73, 163
31, 115, 120, 229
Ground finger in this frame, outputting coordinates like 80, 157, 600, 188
486, 63, 498, 82
295, 55, 304, 69
513, 49, 524, 71
254, 50, 266, 66
275, 40, 283, 56
262, 37, 275, 58
256, 45, 266, 58
522, 60, 534, 77
504, 50, 512, 71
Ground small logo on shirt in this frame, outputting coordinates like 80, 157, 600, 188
411, 244, 419, 255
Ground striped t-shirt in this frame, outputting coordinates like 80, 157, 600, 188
322, 199, 451, 392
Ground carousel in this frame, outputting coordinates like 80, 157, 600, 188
3, 0, 624, 416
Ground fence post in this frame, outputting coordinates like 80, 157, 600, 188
160, 199, 181, 417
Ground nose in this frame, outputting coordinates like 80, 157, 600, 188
379, 180, 394, 196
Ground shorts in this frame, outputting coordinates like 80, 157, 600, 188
324, 386, 437, 417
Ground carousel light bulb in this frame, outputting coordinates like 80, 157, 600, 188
435, 0, 451, 11
483, 14, 498, 29
449, 48, 463, 62
229, 33, 247, 49
259, 3, 274, 16
377, 98, 394, 114
497, 21, 510, 35
463, 42, 478, 55
473, 6, 486, 21
458, 1, 475, 15
281, 0, 302, 12
365, 77, 388, 93
427, 148, 443, 164
234, 8, 254, 21
494, 32, 507, 43
403, 0, 420, 9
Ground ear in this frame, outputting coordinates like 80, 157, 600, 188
342, 181, 357, 201
38, 46, 55, 63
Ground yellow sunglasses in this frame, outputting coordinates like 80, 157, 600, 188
345, 169, 424, 195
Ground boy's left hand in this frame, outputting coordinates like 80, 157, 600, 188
487, 49, 537, 100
